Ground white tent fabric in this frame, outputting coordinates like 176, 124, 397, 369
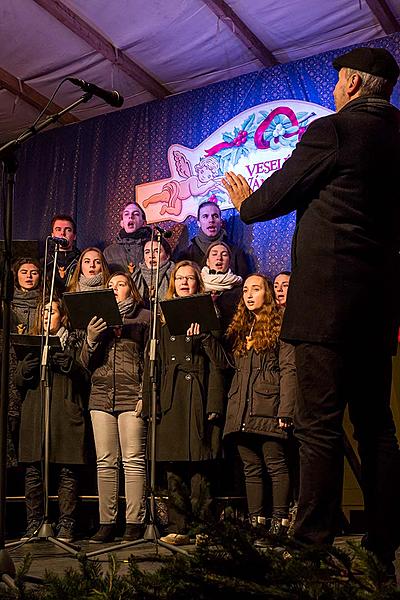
0, 0, 399, 141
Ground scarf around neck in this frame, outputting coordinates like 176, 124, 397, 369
136, 260, 173, 300
78, 273, 104, 292
194, 230, 225, 255
117, 296, 137, 319
201, 266, 242, 292
13, 287, 41, 309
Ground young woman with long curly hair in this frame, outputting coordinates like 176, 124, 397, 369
223, 274, 297, 534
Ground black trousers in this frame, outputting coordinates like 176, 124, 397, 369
25, 462, 79, 523
236, 432, 290, 519
293, 341, 400, 564
165, 462, 213, 534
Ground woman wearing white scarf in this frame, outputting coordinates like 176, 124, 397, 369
201, 242, 243, 333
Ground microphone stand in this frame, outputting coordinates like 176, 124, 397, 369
0, 92, 93, 579
22, 237, 80, 554
84, 228, 188, 558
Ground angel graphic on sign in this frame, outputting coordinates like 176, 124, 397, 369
142, 153, 225, 216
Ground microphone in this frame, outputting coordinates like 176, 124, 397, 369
49, 236, 69, 248
67, 78, 124, 108
152, 225, 173, 238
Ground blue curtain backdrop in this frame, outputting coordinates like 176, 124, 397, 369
10, 33, 400, 278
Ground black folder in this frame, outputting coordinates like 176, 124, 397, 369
11, 334, 61, 361
160, 293, 220, 335
63, 289, 122, 330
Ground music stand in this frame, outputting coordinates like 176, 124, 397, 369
0, 89, 111, 584
82, 228, 189, 559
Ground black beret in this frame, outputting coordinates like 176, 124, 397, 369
333, 47, 399, 83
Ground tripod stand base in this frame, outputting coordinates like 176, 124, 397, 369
84, 522, 190, 558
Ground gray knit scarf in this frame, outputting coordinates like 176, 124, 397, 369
117, 296, 137, 319
135, 260, 173, 301
194, 230, 225, 255
78, 273, 104, 292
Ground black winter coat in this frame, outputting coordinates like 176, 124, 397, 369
81, 305, 150, 413
142, 325, 228, 461
223, 342, 296, 439
16, 331, 90, 464
240, 97, 400, 347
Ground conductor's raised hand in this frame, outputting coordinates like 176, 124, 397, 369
87, 316, 108, 344
222, 171, 252, 212
187, 322, 200, 336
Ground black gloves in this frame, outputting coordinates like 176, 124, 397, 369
51, 352, 72, 373
20, 353, 39, 378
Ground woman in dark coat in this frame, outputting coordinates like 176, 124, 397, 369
81, 272, 150, 543
16, 298, 89, 543
201, 241, 242, 333
224, 274, 297, 534
11, 257, 42, 333
142, 260, 227, 546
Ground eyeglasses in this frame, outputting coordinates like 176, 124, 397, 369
175, 275, 196, 282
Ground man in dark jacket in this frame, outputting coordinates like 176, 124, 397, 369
175, 201, 253, 279
223, 47, 400, 572
103, 202, 152, 272
45, 214, 80, 293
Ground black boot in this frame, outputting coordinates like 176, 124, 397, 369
122, 523, 144, 542
89, 524, 116, 544
56, 517, 75, 543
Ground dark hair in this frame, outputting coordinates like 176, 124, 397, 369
51, 214, 77, 234
144, 237, 172, 257
204, 241, 231, 260
274, 271, 291, 280
120, 202, 146, 222
197, 201, 221, 220
12, 257, 42, 290
31, 297, 68, 335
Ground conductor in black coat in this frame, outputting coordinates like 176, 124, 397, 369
222, 47, 400, 572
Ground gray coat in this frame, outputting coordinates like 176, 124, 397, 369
223, 341, 297, 439
103, 228, 152, 273
81, 305, 150, 413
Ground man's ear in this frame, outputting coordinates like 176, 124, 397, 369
120, 219, 124, 229
347, 72, 362, 95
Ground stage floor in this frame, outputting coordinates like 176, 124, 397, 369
5, 534, 399, 583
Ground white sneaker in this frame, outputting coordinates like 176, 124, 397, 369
159, 533, 190, 546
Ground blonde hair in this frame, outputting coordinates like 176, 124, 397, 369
165, 260, 205, 300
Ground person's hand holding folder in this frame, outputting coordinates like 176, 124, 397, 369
87, 316, 108, 346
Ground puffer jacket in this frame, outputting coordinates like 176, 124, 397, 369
223, 341, 297, 439
103, 227, 152, 273
81, 303, 150, 413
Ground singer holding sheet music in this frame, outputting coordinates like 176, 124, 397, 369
16, 298, 89, 543
80, 272, 150, 544
142, 260, 227, 546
